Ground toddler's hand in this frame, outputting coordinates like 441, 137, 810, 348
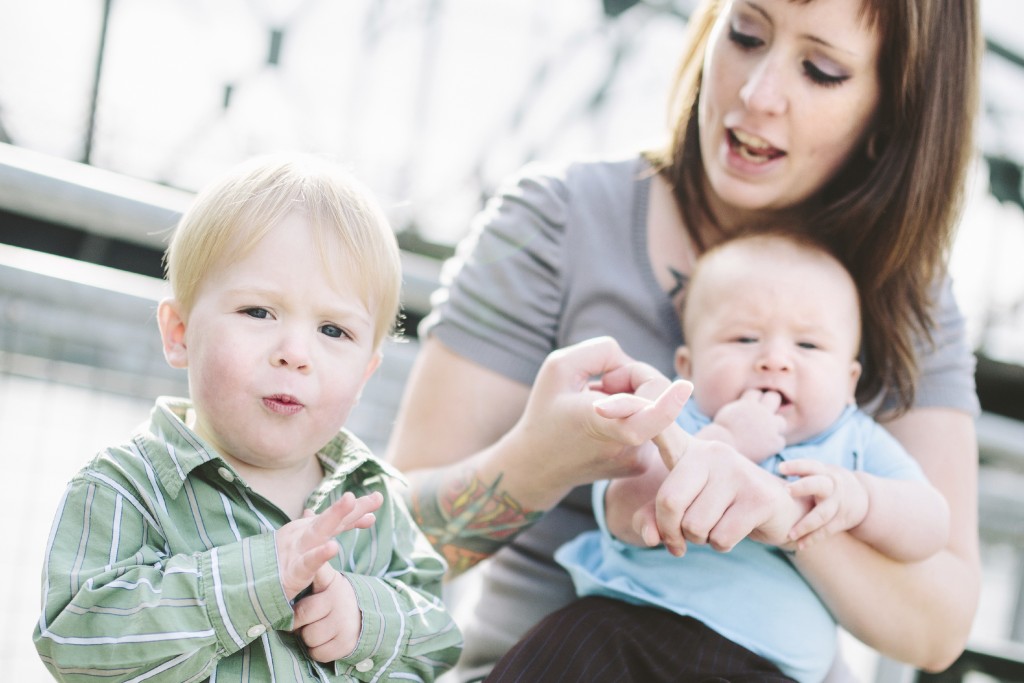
275, 491, 383, 600
293, 564, 361, 663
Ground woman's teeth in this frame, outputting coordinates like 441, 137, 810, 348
731, 129, 782, 163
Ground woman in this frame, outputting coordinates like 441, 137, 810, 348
386, 0, 982, 678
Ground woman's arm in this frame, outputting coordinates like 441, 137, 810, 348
386, 336, 691, 575
791, 407, 980, 671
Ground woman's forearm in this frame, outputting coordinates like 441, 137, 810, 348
794, 408, 981, 670
403, 463, 545, 576
793, 534, 979, 670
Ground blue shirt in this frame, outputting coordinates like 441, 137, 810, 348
556, 403, 925, 683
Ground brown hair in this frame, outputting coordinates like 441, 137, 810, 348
646, 0, 981, 412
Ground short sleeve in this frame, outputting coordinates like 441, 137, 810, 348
420, 162, 570, 385
878, 275, 980, 416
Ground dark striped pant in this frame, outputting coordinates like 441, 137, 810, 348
485, 595, 797, 683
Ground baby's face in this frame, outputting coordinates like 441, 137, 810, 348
169, 211, 380, 472
678, 239, 861, 445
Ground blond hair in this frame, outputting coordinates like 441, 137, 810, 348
163, 154, 402, 348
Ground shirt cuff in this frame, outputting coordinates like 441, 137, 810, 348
200, 533, 294, 655
334, 572, 402, 681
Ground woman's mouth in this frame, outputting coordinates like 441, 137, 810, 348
729, 129, 785, 164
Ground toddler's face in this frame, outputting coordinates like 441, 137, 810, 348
677, 240, 861, 445
165, 211, 380, 472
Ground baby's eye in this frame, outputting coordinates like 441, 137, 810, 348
320, 324, 351, 340
797, 341, 820, 350
242, 307, 270, 319
735, 336, 758, 344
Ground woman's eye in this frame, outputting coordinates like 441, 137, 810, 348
320, 324, 350, 340
243, 307, 270, 319
728, 26, 763, 50
803, 60, 849, 87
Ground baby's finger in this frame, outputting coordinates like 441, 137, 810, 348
759, 391, 783, 412
788, 500, 838, 541
786, 474, 833, 499
778, 458, 825, 479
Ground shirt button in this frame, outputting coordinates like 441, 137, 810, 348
217, 467, 235, 482
355, 659, 374, 673
247, 624, 266, 638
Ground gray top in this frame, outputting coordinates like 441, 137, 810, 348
420, 154, 979, 677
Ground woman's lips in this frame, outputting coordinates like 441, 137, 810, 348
263, 394, 305, 415
729, 128, 785, 163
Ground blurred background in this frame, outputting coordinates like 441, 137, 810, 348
1, 1, 1023, 681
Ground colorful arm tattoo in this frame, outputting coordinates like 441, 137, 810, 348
407, 468, 544, 575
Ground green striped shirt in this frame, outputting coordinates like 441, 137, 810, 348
34, 397, 462, 682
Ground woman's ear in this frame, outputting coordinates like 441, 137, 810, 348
675, 346, 693, 379
157, 298, 189, 369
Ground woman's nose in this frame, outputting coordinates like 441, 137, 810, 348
739, 55, 788, 116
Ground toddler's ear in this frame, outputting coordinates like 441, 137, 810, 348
157, 299, 189, 369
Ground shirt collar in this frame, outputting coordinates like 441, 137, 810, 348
134, 396, 405, 499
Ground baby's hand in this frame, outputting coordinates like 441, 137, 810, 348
292, 564, 361, 662
275, 491, 383, 600
780, 459, 868, 549
704, 389, 786, 463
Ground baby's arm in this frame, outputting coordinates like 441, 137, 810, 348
781, 459, 950, 562
698, 389, 786, 463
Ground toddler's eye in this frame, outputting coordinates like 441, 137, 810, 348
797, 341, 820, 350
243, 307, 270, 319
320, 324, 350, 340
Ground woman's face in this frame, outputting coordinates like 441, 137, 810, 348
698, 0, 881, 221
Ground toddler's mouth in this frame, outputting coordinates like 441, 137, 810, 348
264, 394, 305, 414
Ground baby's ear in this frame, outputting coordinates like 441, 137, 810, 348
674, 346, 693, 379
847, 360, 863, 402
157, 299, 189, 369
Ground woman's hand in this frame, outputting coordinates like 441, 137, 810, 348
645, 437, 806, 556
505, 336, 694, 504
593, 387, 805, 556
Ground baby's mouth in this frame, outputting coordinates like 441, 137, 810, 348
760, 388, 792, 406
729, 129, 785, 163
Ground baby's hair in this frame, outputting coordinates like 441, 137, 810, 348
680, 230, 862, 350
163, 154, 402, 348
